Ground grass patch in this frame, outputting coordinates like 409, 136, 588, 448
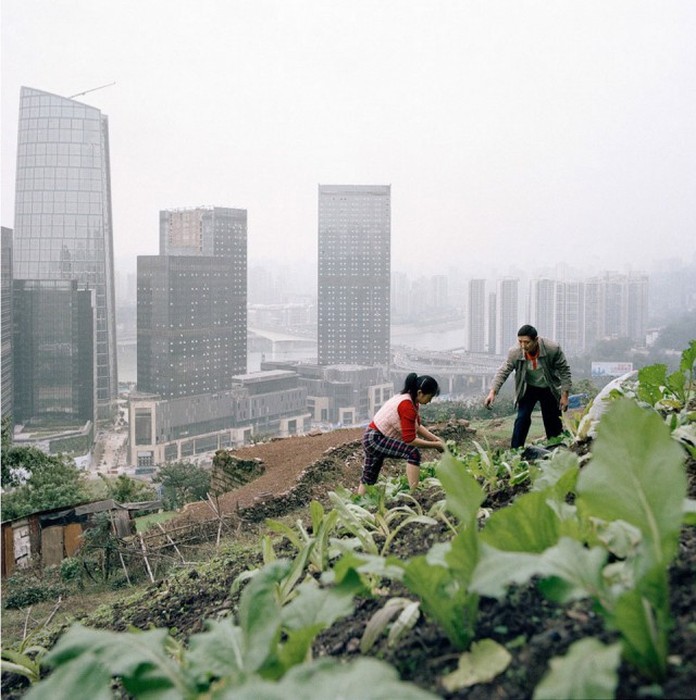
134, 511, 179, 532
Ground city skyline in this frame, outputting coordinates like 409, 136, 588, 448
2, 1, 695, 279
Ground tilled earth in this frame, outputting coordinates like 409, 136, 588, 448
3, 425, 695, 699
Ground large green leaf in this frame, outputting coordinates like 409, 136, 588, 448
469, 543, 547, 599
533, 638, 621, 700
537, 537, 607, 604
237, 560, 288, 674
577, 398, 686, 569
186, 618, 245, 685
480, 490, 562, 552
436, 450, 484, 526
212, 656, 439, 699
636, 364, 668, 405
25, 653, 114, 700
402, 555, 478, 650
530, 450, 579, 496
281, 579, 357, 632
611, 566, 671, 681
27, 625, 189, 700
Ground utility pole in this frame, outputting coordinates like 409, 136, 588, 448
68, 81, 116, 100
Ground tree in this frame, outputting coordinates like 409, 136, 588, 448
97, 473, 156, 503
154, 461, 211, 510
653, 311, 696, 352
1, 448, 89, 521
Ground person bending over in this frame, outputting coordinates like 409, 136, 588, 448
358, 373, 446, 495
484, 324, 572, 449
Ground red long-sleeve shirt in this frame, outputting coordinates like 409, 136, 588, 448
369, 394, 420, 443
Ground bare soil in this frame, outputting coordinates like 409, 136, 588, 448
3, 422, 695, 699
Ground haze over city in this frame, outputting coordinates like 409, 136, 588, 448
2, 0, 695, 280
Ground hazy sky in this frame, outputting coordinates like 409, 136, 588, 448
2, 0, 695, 278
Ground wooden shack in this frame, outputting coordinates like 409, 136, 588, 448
1, 499, 162, 578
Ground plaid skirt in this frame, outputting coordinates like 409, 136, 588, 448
360, 427, 421, 485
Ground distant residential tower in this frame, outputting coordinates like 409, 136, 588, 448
317, 184, 391, 366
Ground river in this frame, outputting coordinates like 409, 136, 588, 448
117, 322, 469, 383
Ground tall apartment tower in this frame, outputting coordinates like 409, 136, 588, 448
584, 272, 648, 348
487, 291, 497, 355
317, 185, 390, 366
1, 228, 14, 430
626, 273, 649, 344
555, 281, 585, 355
137, 207, 247, 399
529, 279, 556, 338
12, 87, 117, 420
496, 278, 519, 354
467, 279, 486, 353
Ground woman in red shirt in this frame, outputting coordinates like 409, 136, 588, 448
357, 373, 445, 495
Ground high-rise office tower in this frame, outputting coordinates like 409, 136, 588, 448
1, 228, 14, 429
13, 87, 117, 420
468, 279, 486, 353
137, 207, 247, 399
317, 185, 390, 366
496, 278, 519, 354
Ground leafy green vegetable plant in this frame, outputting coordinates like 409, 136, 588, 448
396, 451, 485, 650
470, 398, 688, 683
24, 559, 373, 699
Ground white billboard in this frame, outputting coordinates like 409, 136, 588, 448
591, 361, 634, 378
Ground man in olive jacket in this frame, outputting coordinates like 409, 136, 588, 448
484, 324, 572, 448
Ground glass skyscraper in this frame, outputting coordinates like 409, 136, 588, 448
13, 86, 117, 420
317, 184, 391, 367
1, 228, 14, 429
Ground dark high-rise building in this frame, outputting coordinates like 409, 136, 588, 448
1, 228, 14, 431
12, 87, 117, 420
317, 184, 390, 366
13, 280, 95, 425
137, 207, 247, 399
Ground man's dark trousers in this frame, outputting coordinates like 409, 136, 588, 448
511, 385, 563, 448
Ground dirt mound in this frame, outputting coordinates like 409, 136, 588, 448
177, 428, 365, 523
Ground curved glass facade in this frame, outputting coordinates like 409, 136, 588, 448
13, 87, 117, 420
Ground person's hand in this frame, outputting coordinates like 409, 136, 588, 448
435, 439, 446, 453
560, 393, 569, 412
484, 390, 495, 408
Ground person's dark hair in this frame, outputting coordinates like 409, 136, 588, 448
517, 324, 538, 339
401, 373, 440, 401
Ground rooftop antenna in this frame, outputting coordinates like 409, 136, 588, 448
68, 81, 116, 99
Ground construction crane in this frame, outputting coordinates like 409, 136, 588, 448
68, 81, 116, 100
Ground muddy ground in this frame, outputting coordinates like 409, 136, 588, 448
3, 422, 695, 699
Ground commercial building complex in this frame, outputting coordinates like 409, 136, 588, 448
128, 370, 310, 466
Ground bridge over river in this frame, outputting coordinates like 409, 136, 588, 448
391, 345, 504, 396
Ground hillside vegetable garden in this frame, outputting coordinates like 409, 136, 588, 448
2, 342, 695, 699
